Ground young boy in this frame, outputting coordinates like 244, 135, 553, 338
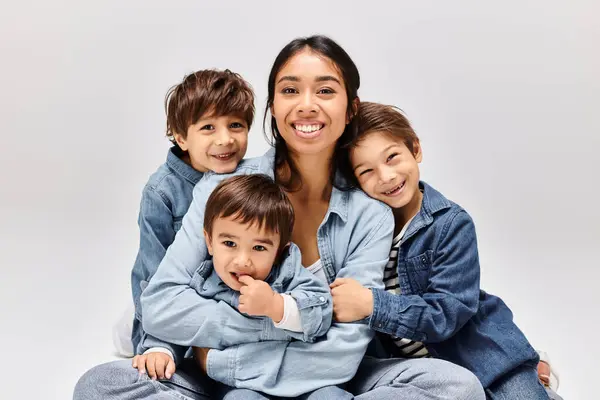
115, 69, 255, 378
183, 174, 340, 399
333, 102, 561, 399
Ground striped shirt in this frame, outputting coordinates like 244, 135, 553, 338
384, 216, 429, 358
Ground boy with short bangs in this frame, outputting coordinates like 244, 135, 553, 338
113, 69, 255, 379
334, 101, 561, 399
192, 174, 340, 399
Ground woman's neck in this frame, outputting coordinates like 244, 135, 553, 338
288, 149, 333, 202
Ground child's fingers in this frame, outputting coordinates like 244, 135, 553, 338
155, 356, 167, 380
146, 356, 157, 380
132, 355, 139, 368
136, 356, 147, 375
238, 275, 255, 286
165, 358, 176, 380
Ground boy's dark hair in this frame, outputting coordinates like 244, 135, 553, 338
340, 101, 421, 187
165, 69, 255, 144
263, 35, 360, 192
204, 174, 294, 255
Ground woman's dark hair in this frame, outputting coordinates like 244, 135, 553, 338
263, 35, 360, 192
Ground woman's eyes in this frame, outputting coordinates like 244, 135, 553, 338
317, 87, 335, 95
280, 87, 335, 95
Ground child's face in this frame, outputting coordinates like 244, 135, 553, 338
350, 131, 422, 209
204, 215, 281, 291
174, 114, 249, 173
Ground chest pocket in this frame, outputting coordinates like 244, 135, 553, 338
173, 217, 183, 233
404, 250, 434, 294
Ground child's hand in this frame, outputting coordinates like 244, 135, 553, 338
238, 275, 283, 322
132, 352, 175, 380
330, 278, 374, 322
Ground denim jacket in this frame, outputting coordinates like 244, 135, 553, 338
188, 242, 332, 344
140, 147, 394, 396
131, 146, 203, 357
369, 182, 539, 388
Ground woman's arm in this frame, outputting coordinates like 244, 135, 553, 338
205, 206, 394, 397
369, 210, 480, 342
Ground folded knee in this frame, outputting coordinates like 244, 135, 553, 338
73, 360, 139, 399
449, 367, 485, 400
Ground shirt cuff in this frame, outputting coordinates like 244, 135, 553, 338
143, 347, 174, 360
273, 293, 303, 333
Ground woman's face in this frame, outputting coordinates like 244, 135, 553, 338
272, 49, 350, 157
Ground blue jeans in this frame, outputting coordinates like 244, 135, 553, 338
73, 356, 484, 399
218, 385, 353, 399
485, 364, 550, 399
349, 356, 484, 399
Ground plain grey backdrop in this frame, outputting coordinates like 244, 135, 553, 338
1, 0, 598, 399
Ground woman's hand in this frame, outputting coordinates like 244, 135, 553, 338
330, 278, 374, 322
192, 347, 210, 374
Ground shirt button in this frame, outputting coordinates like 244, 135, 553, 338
378, 324, 382, 328
319, 296, 325, 302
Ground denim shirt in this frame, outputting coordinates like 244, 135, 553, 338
369, 182, 539, 388
188, 242, 332, 344
140, 147, 394, 396
131, 146, 203, 356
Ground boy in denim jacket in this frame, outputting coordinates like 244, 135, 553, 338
189, 174, 335, 398
333, 102, 560, 399
115, 69, 255, 379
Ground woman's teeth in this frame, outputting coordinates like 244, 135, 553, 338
294, 124, 323, 133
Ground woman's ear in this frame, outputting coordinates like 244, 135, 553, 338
347, 97, 360, 124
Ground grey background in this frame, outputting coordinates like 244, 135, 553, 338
0, 1, 598, 398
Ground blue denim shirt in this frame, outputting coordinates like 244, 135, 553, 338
131, 147, 203, 357
188, 242, 332, 344
369, 182, 539, 388
140, 147, 394, 396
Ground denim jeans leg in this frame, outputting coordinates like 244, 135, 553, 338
73, 359, 213, 400
297, 385, 354, 400
485, 364, 550, 400
348, 356, 485, 400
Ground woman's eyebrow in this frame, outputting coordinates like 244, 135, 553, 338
315, 75, 341, 85
276, 75, 341, 85
277, 75, 299, 84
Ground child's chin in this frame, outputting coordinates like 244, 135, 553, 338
212, 163, 237, 174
